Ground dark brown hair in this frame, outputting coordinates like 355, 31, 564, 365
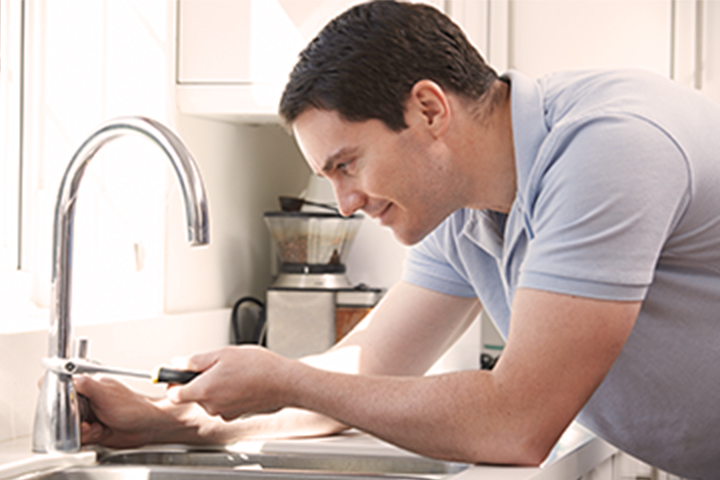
279, 0, 499, 131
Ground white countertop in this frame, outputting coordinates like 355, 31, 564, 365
0, 437, 95, 479
0, 423, 616, 480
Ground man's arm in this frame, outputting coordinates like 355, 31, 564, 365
78, 281, 481, 447
314, 280, 482, 376
173, 286, 639, 465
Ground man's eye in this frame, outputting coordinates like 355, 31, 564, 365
337, 160, 353, 173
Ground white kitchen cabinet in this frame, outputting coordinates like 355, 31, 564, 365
576, 450, 692, 480
177, 0, 715, 122
700, 0, 720, 103
672, 0, 720, 102
176, 0, 443, 122
512, 0, 673, 78
455, 0, 718, 104
452, 0, 675, 79
177, 0, 367, 122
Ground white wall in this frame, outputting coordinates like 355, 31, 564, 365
165, 115, 314, 312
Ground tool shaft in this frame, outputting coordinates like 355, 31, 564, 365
42, 358, 200, 384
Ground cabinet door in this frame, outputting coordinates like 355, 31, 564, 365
178, 0, 369, 84
494, 0, 673, 79
176, 0, 444, 119
177, 0, 253, 83
701, 0, 720, 103
178, 0, 445, 85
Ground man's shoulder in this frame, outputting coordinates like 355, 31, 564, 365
539, 68, 670, 121
539, 67, 667, 93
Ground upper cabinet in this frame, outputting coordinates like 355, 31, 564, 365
456, 0, 718, 101
176, 0, 717, 123
699, 0, 720, 103
510, 0, 674, 79
175, 0, 442, 123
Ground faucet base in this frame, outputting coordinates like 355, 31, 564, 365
32, 371, 81, 453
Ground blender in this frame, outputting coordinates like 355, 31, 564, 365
264, 210, 383, 359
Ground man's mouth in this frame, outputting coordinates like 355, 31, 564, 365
375, 203, 393, 225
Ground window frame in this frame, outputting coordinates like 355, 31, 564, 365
2, 0, 175, 332
1, 0, 23, 272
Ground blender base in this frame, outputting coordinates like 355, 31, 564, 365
271, 272, 352, 289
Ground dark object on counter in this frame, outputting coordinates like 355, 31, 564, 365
279, 195, 340, 214
232, 296, 267, 346
480, 353, 500, 370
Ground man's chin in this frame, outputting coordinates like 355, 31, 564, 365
382, 212, 450, 246
390, 225, 432, 247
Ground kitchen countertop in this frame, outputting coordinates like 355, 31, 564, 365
0, 422, 617, 480
0, 437, 95, 479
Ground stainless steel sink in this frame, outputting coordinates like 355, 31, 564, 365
20, 465, 442, 480
22, 447, 468, 480
98, 448, 466, 475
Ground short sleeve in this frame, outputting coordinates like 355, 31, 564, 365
518, 114, 691, 301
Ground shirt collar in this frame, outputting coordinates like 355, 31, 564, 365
502, 70, 549, 206
462, 209, 506, 259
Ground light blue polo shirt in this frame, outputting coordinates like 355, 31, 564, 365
403, 69, 720, 479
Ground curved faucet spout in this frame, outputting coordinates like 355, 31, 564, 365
33, 116, 210, 453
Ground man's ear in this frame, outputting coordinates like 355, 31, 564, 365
407, 80, 451, 137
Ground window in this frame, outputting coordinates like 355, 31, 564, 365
2, 0, 174, 331
0, 0, 35, 327
1, 0, 20, 269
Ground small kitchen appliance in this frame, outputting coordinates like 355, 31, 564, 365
264, 210, 383, 359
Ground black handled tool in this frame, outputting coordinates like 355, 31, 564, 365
42, 357, 201, 384
153, 366, 201, 384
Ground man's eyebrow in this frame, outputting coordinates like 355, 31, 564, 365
321, 146, 357, 174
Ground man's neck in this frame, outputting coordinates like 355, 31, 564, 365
452, 80, 516, 213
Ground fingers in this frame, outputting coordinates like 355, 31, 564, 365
75, 374, 127, 401
74, 373, 98, 397
167, 346, 291, 422
162, 351, 218, 399
166, 349, 227, 404
184, 350, 221, 372
75, 376, 109, 445
81, 420, 107, 445
166, 381, 197, 405
74, 374, 166, 448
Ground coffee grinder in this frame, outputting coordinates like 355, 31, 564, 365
264, 210, 383, 359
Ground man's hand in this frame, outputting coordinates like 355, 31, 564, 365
167, 346, 295, 421
75, 375, 189, 447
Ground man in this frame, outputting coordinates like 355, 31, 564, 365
77, 1, 720, 478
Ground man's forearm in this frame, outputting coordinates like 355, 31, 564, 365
153, 399, 346, 445
280, 290, 640, 466
283, 364, 552, 466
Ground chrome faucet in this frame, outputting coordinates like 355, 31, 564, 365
32, 116, 210, 453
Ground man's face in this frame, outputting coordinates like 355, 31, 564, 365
292, 108, 462, 246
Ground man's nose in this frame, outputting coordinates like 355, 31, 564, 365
335, 185, 365, 217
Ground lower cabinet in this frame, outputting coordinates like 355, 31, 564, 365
580, 452, 689, 480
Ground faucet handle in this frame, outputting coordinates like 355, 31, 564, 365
74, 337, 90, 359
